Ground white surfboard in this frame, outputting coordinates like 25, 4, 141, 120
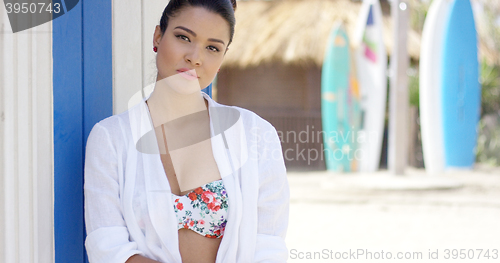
353, 0, 387, 172
419, 0, 452, 174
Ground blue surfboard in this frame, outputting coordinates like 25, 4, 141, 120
441, 0, 480, 168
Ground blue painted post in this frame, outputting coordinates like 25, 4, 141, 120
53, 0, 112, 262
53, 1, 85, 262
202, 83, 213, 98
82, 0, 113, 262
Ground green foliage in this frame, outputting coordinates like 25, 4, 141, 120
475, 1, 500, 166
408, 66, 419, 108
476, 115, 500, 166
477, 60, 500, 166
480, 59, 500, 116
409, 0, 430, 33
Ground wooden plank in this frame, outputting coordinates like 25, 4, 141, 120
113, 0, 143, 114
17, 24, 33, 263
53, 1, 84, 262
32, 20, 54, 263
388, 0, 410, 175
0, 5, 18, 262
1, 4, 54, 263
0, 5, 5, 260
54, 1, 113, 262
143, 0, 167, 88
83, 0, 113, 145
83, 1, 113, 261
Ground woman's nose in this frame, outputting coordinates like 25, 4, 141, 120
185, 46, 202, 66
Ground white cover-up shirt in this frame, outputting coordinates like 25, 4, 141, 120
84, 91, 290, 263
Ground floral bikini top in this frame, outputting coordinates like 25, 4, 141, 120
172, 179, 228, 238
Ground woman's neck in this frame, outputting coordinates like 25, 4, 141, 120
146, 77, 208, 128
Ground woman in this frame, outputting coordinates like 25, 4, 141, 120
84, 0, 290, 262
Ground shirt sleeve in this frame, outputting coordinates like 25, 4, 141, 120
254, 124, 290, 263
84, 122, 144, 263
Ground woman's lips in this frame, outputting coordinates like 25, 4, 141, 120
177, 69, 198, 81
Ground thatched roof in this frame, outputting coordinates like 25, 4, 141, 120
222, 0, 499, 68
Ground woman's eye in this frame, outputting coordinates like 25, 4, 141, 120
176, 35, 190, 42
208, 46, 220, 52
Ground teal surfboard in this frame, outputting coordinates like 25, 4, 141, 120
441, 0, 480, 168
321, 23, 361, 172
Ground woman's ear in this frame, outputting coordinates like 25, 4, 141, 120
153, 25, 163, 47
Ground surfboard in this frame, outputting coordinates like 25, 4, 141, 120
321, 22, 360, 172
349, 50, 362, 172
441, 0, 480, 168
419, 0, 452, 174
353, 0, 387, 172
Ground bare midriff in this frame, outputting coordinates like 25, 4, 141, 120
160, 152, 223, 263
178, 228, 222, 263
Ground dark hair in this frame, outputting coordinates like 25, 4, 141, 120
159, 0, 237, 47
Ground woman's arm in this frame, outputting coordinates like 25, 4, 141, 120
84, 123, 146, 263
254, 125, 290, 262
126, 255, 161, 263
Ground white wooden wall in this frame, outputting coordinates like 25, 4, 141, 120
0, 5, 54, 263
113, 0, 166, 114
0, 1, 167, 262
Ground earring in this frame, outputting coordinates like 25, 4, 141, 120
153, 46, 158, 52
218, 68, 220, 73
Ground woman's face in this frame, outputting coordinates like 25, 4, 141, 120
153, 6, 230, 94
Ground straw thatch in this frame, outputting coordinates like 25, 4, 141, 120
223, 0, 499, 68
223, 0, 419, 68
